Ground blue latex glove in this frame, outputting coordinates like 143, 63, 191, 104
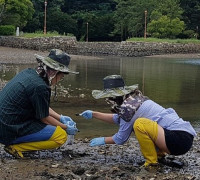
60, 115, 76, 126
66, 122, 79, 135
90, 137, 105, 146
80, 110, 93, 119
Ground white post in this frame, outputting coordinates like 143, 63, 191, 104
16, 27, 19, 36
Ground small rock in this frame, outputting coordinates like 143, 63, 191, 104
51, 164, 59, 168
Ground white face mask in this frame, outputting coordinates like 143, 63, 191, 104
36, 63, 59, 85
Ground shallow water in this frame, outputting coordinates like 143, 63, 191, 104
0, 56, 200, 139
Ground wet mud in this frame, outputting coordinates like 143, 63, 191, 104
0, 47, 102, 64
0, 133, 199, 180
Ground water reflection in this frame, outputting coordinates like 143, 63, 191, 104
0, 56, 200, 138
177, 59, 200, 66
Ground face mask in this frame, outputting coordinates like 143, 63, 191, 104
105, 96, 124, 113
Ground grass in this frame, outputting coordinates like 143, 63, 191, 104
127, 37, 200, 44
20, 32, 200, 44
22, 31, 73, 38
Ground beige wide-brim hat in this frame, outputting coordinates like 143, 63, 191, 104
92, 75, 138, 99
35, 49, 79, 74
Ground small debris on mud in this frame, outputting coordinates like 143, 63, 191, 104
0, 135, 199, 180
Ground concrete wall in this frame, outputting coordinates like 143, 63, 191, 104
1, 36, 200, 57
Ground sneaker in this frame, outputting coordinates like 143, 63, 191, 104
4, 146, 24, 159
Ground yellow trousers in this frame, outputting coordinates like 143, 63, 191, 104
134, 118, 158, 166
9, 126, 67, 157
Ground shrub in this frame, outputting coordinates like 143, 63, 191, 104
0, 25, 15, 36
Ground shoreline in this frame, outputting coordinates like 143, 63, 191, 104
0, 47, 102, 64
147, 53, 200, 59
0, 47, 200, 64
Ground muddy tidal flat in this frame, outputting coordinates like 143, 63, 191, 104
0, 47, 101, 64
0, 47, 200, 179
0, 134, 200, 180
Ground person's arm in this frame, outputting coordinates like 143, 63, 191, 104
49, 107, 76, 126
90, 119, 134, 146
41, 116, 66, 129
80, 110, 115, 124
49, 107, 60, 121
92, 111, 115, 124
105, 137, 115, 144
41, 116, 78, 135
112, 119, 134, 145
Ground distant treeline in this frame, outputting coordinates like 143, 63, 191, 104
0, 0, 200, 41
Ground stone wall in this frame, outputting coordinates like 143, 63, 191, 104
0, 36, 77, 54
77, 42, 121, 56
118, 41, 200, 56
1, 36, 200, 57
78, 41, 200, 56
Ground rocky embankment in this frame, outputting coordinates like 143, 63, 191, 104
1, 36, 200, 57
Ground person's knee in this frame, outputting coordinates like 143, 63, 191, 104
133, 118, 149, 132
58, 128, 67, 145
133, 118, 158, 141
50, 126, 67, 146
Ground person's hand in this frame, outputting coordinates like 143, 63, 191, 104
90, 137, 105, 146
60, 115, 76, 126
80, 110, 93, 119
66, 122, 79, 135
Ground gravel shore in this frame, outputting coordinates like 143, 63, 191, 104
0, 46, 200, 64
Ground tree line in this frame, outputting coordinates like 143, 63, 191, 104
0, 0, 200, 41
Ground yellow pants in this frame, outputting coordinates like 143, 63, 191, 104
133, 118, 158, 166
9, 126, 67, 157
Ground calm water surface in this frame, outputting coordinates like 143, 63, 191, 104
0, 56, 200, 138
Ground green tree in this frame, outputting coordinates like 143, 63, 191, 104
180, 0, 200, 38
24, 0, 117, 41
148, 0, 185, 38
0, 0, 34, 28
62, 0, 116, 41
150, 0, 183, 20
113, 0, 156, 40
148, 16, 185, 38
21, 0, 200, 40
73, 10, 115, 41
0, 0, 6, 22
63, 0, 116, 14
47, 6, 77, 35
24, 0, 66, 33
